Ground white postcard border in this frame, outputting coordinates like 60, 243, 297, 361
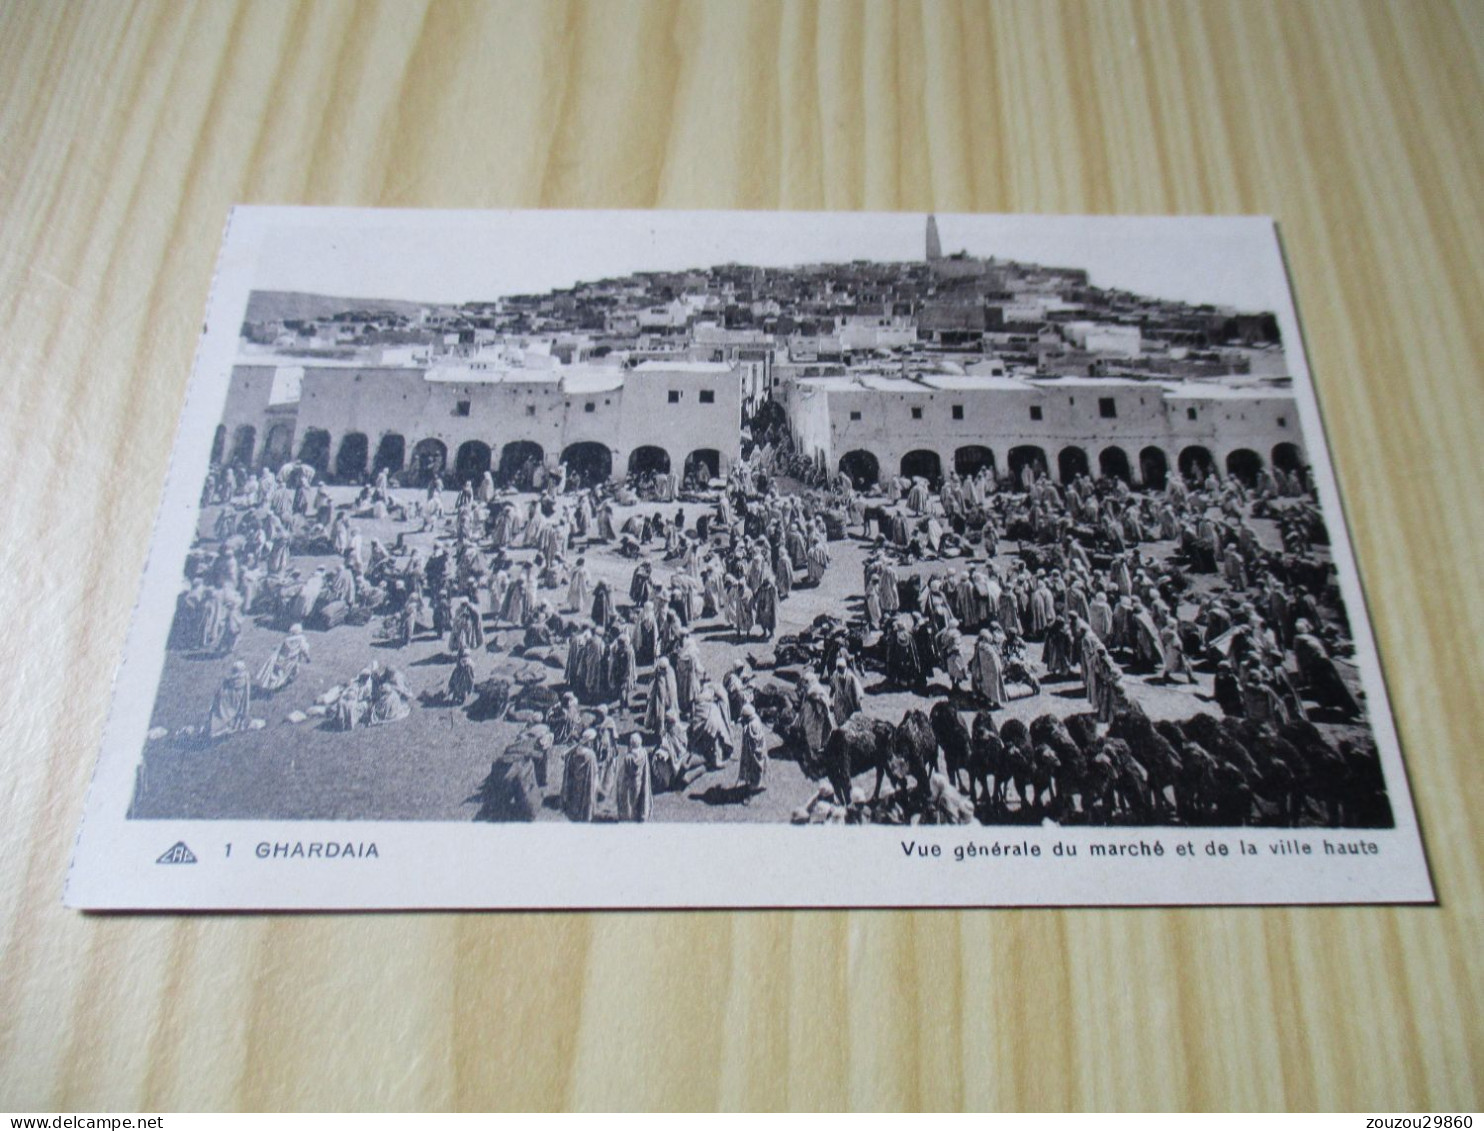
66, 207, 1436, 910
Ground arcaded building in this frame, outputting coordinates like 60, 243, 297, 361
212, 359, 745, 486
783, 372, 1307, 488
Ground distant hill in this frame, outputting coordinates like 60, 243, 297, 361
245, 290, 432, 323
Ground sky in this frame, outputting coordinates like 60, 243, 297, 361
245, 208, 1292, 313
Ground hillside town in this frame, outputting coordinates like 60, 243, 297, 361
134, 218, 1390, 830
242, 215, 1282, 381
221, 216, 1298, 498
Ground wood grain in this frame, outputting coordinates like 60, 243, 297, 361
1, 0, 1481, 1111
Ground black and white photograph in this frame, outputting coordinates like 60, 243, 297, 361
67, 208, 1432, 909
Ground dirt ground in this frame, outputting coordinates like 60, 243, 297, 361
131, 483, 1367, 825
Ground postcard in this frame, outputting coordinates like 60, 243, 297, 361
66, 208, 1433, 908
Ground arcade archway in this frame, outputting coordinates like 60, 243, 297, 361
1179, 445, 1214, 483
262, 424, 294, 471
454, 440, 492, 485
838, 449, 880, 488
229, 424, 257, 468
562, 441, 613, 488
628, 445, 671, 477
1100, 445, 1132, 484
410, 438, 448, 484
1272, 442, 1304, 473
900, 449, 943, 486
372, 433, 406, 479
954, 445, 996, 478
1009, 445, 1049, 487
296, 428, 330, 477
1139, 446, 1169, 491
334, 432, 368, 482
1225, 448, 1264, 485
498, 440, 545, 489
683, 448, 721, 484
1057, 446, 1090, 485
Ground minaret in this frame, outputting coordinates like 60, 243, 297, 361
925, 214, 942, 262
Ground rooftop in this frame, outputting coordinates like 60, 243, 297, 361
1160, 381, 1292, 400
630, 360, 739, 374
796, 372, 1036, 394
424, 365, 561, 385
918, 374, 1030, 392
1026, 375, 1154, 389
793, 372, 1297, 403
560, 370, 626, 394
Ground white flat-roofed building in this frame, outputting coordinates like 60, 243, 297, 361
1061, 321, 1143, 357
217, 358, 745, 486
213, 364, 293, 471
784, 370, 1306, 490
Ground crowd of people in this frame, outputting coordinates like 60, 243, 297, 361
168, 437, 1386, 829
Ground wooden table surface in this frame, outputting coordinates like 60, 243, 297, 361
2, 0, 1481, 1112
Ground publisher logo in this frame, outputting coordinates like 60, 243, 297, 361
156, 842, 197, 864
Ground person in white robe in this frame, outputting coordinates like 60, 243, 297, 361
969, 629, 1007, 707
208, 661, 252, 738
567, 557, 592, 614
736, 705, 769, 795
644, 657, 679, 734
256, 624, 311, 692
615, 734, 653, 822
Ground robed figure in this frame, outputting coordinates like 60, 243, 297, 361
1295, 626, 1362, 718
606, 629, 638, 707
615, 735, 653, 822
447, 647, 476, 704
673, 637, 705, 716
256, 624, 311, 693
561, 736, 600, 822
590, 581, 615, 630
970, 630, 1008, 707
501, 566, 536, 626
208, 662, 252, 738
448, 597, 486, 653
828, 660, 864, 724
736, 706, 769, 792
567, 563, 592, 614
629, 562, 653, 605
752, 574, 779, 638
885, 616, 924, 688
644, 658, 679, 733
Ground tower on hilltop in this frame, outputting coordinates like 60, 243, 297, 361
925, 214, 942, 262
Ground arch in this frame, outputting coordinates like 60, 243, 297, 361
954, 445, 996, 478
229, 424, 257, 468
410, 438, 448, 485
1178, 445, 1214, 483
497, 440, 545, 489
297, 428, 331, 476
1057, 445, 1090, 485
1225, 448, 1264, 485
562, 441, 613, 488
1271, 442, 1304, 473
683, 447, 721, 484
1139, 446, 1169, 491
628, 445, 671, 477
900, 449, 943, 486
210, 424, 227, 465
1009, 445, 1049, 488
262, 423, 294, 470
372, 433, 406, 478
454, 439, 492, 486
334, 432, 369, 482
1099, 445, 1132, 484
838, 449, 880, 488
